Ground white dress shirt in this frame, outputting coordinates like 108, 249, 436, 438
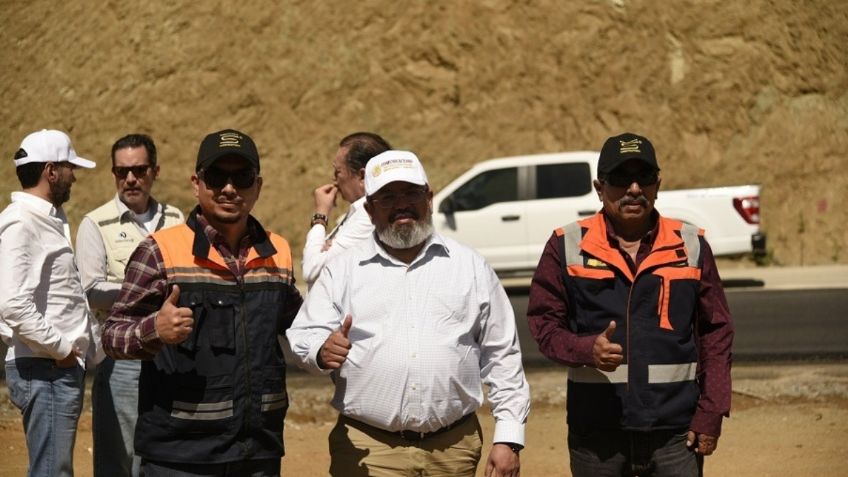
0, 192, 100, 366
287, 232, 530, 445
302, 196, 374, 288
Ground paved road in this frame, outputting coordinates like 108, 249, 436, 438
509, 286, 848, 365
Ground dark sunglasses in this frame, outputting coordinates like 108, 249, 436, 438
112, 165, 151, 179
200, 166, 257, 189
369, 188, 428, 209
604, 171, 659, 188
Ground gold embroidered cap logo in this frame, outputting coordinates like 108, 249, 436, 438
619, 139, 642, 154
219, 132, 242, 148
372, 165, 382, 177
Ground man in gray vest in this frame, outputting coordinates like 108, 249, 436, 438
76, 133, 184, 477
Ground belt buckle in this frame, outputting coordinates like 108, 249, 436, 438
399, 429, 426, 441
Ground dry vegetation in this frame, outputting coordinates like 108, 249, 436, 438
1, 0, 846, 266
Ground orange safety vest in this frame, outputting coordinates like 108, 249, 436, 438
135, 211, 296, 464
558, 212, 705, 431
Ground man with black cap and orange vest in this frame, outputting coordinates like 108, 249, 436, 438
102, 129, 303, 476
527, 132, 734, 476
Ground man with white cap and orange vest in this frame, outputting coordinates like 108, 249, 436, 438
0, 129, 100, 477
288, 150, 531, 477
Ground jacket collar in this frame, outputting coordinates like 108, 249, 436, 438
185, 205, 276, 261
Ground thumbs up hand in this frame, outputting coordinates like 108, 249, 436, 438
155, 285, 195, 344
318, 315, 353, 370
592, 320, 624, 372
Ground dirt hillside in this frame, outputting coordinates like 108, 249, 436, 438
2, 0, 846, 266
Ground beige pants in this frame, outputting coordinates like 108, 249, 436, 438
328, 414, 483, 477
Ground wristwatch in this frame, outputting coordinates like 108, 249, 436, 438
497, 442, 523, 454
310, 213, 328, 227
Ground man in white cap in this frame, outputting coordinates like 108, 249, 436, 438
0, 129, 100, 477
288, 150, 530, 477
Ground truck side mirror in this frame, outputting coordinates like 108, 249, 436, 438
439, 197, 456, 215
438, 197, 457, 230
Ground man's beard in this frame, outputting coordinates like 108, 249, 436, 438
376, 213, 434, 249
49, 179, 71, 205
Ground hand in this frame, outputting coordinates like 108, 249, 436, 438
313, 183, 338, 216
321, 239, 333, 252
485, 443, 520, 477
592, 321, 623, 372
687, 431, 719, 455
55, 347, 82, 368
155, 285, 194, 344
318, 315, 352, 369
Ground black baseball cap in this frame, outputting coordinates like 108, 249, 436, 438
196, 129, 260, 172
597, 132, 660, 176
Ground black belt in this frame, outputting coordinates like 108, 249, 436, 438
344, 413, 474, 442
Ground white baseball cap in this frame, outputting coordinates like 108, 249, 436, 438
364, 150, 428, 196
14, 129, 95, 169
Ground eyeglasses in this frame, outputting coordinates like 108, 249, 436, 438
112, 165, 151, 179
603, 171, 659, 188
369, 188, 429, 209
199, 166, 257, 189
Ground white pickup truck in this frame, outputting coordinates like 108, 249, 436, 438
433, 151, 766, 274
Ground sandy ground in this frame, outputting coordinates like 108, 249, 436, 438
1, 362, 846, 477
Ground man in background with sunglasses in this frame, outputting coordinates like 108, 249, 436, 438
1, 129, 100, 477
288, 150, 530, 477
527, 132, 733, 476
102, 129, 303, 476
76, 133, 184, 477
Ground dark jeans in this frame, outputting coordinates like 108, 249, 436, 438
568, 426, 703, 477
140, 458, 281, 477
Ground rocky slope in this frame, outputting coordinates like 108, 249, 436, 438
2, 0, 846, 265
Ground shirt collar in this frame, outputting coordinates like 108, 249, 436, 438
602, 209, 660, 248
349, 195, 367, 214
10, 191, 65, 221
364, 230, 450, 266
113, 194, 160, 221
185, 205, 277, 260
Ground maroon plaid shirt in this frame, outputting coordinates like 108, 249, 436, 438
102, 212, 303, 359
527, 212, 733, 437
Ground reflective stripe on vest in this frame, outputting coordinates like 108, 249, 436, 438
568, 362, 697, 384
171, 400, 234, 420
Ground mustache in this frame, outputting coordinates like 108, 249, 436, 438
619, 196, 649, 207
389, 209, 419, 222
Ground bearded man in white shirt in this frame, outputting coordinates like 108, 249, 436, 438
0, 129, 100, 477
288, 150, 530, 477
302, 132, 391, 289
76, 134, 184, 477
